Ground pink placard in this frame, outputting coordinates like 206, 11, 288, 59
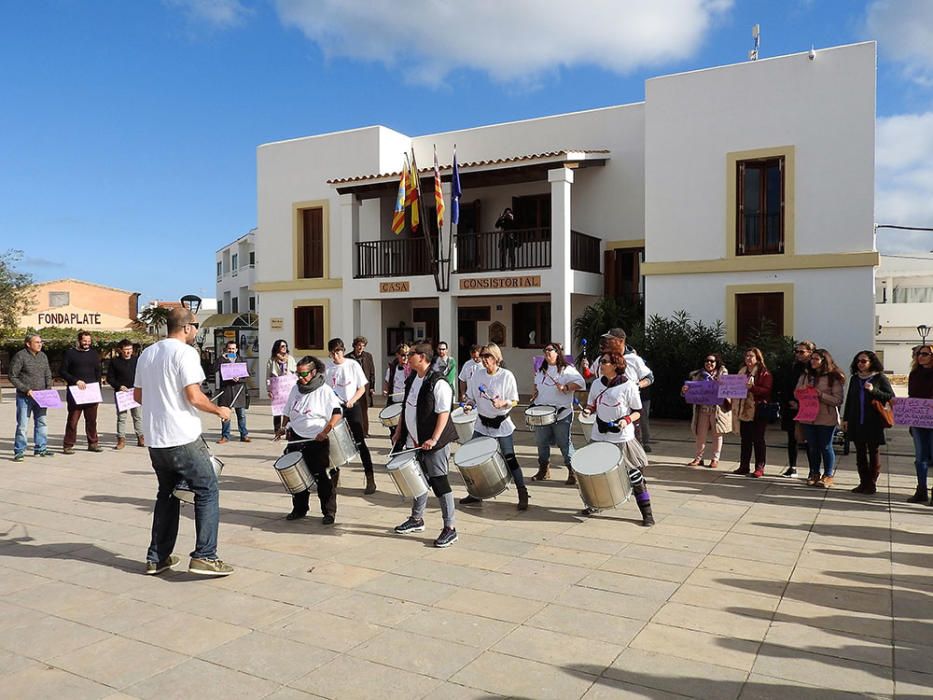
717, 374, 750, 399
31, 389, 62, 409
893, 397, 933, 429
269, 374, 298, 417
115, 390, 140, 412
220, 362, 249, 380
68, 382, 103, 405
794, 386, 820, 422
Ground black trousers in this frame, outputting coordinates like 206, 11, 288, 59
286, 434, 338, 516
343, 402, 374, 475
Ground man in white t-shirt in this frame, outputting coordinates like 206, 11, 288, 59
325, 338, 376, 493
392, 343, 459, 547
457, 345, 481, 403
134, 308, 234, 577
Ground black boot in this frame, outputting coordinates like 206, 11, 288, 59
907, 486, 928, 503
517, 484, 529, 511
637, 500, 655, 527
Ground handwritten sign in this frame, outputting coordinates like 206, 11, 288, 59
794, 386, 820, 422
269, 374, 298, 416
220, 362, 249, 381
893, 398, 933, 429
718, 374, 750, 400
68, 382, 102, 405
684, 380, 722, 405
115, 390, 140, 412
31, 389, 62, 409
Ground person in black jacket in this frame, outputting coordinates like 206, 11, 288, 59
842, 351, 894, 495
214, 340, 250, 443
777, 340, 815, 477
109, 339, 143, 449
61, 330, 103, 454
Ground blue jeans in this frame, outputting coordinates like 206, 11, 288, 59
14, 394, 48, 456
146, 438, 220, 562
472, 429, 525, 488
221, 407, 248, 439
911, 426, 933, 489
802, 424, 837, 477
534, 413, 575, 467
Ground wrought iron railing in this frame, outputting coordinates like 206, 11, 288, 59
570, 230, 601, 273
355, 238, 434, 278
454, 227, 551, 273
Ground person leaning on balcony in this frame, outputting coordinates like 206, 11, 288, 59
842, 350, 893, 495
266, 339, 296, 434
731, 347, 773, 478
348, 336, 376, 435
681, 353, 732, 469
496, 207, 519, 271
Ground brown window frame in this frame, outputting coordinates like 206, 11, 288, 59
300, 207, 324, 279
735, 292, 784, 347
294, 305, 325, 350
513, 302, 550, 349
736, 157, 784, 256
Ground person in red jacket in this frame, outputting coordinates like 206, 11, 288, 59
731, 347, 773, 477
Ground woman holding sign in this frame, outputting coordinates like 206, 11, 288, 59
842, 351, 893, 495
682, 354, 732, 468
795, 349, 845, 487
266, 340, 297, 434
905, 344, 933, 503
731, 348, 773, 478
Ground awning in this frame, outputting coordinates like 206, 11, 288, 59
199, 312, 258, 329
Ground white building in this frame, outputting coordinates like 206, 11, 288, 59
876, 254, 933, 373
216, 229, 258, 316
254, 41, 877, 393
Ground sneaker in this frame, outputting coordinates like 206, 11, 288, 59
732, 467, 750, 475
751, 468, 764, 478
146, 554, 180, 575
285, 510, 308, 521
13, 454, 24, 462
321, 514, 335, 525
188, 558, 234, 577
88, 444, 103, 453
643, 444, 653, 453
459, 495, 482, 506
217, 437, 229, 445
63, 447, 75, 455
781, 467, 798, 478
806, 474, 820, 486
394, 517, 425, 534
37, 450, 53, 458
434, 527, 458, 548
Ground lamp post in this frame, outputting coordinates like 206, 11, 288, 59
918, 325, 930, 346
180, 294, 202, 316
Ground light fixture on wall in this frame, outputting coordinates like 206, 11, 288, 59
918, 324, 930, 345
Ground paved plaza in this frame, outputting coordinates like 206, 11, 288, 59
1, 395, 932, 699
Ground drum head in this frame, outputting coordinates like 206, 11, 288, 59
275, 451, 303, 470
454, 437, 499, 467
526, 406, 556, 417
572, 442, 622, 475
578, 411, 596, 425
387, 453, 417, 471
380, 403, 403, 419
451, 407, 477, 424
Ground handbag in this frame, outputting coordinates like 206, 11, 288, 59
871, 399, 894, 429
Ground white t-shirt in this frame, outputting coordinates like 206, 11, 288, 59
458, 358, 481, 383
534, 364, 585, 414
586, 379, 642, 444
325, 358, 368, 403
594, 348, 653, 386
135, 338, 206, 448
284, 384, 343, 438
384, 362, 409, 399
466, 367, 518, 438
403, 374, 454, 446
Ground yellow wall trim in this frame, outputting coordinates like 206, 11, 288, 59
726, 145, 795, 258
292, 297, 331, 354
643, 250, 878, 276
725, 283, 795, 345
293, 199, 331, 281
605, 238, 646, 250
254, 279, 343, 292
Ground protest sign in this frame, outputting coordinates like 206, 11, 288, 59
68, 382, 102, 405
269, 374, 298, 416
893, 397, 933, 429
684, 380, 722, 405
220, 362, 249, 381
31, 389, 62, 409
794, 386, 820, 422
718, 374, 750, 399
115, 390, 140, 412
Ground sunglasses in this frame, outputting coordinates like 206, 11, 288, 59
296, 370, 313, 378
188, 322, 200, 330
704, 358, 716, 363
544, 347, 557, 353
918, 351, 933, 357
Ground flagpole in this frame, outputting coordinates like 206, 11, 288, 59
410, 148, 442, 292
446, 144, 457, 291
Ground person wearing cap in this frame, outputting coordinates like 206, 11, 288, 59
600, 328, 655, 452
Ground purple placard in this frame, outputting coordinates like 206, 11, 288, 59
532, 355, 576, 372
684, 380, 721, 405
115, 390, 140, 412
68, 381, 102, 405
717, 374, 750, 400
220, 362, 249, 380
893, 397, 933, 429
269, 374, 298, 417
793, 386, 820, 422
31, 389, 62, 409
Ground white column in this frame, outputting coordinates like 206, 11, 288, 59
338, 193, 360, 283
549, 167, 574, 348
438, 293, 457, 351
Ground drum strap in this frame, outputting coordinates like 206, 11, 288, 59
428, 474, 452, 497
479, 414, 507, 429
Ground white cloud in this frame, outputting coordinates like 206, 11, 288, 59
165, 0, 251, 29
274, 0, 733, 85
876, 112, 933, 252
866, 0, 933, 86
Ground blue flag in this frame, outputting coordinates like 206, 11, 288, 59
451, 147, 461, 225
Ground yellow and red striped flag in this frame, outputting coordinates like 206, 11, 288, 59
406, 151, 420, 232
391, 163, 406, 234
433, 145, 444, 232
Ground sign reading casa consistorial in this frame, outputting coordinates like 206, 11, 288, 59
459, 276, 541, 290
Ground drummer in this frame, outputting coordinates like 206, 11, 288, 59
581, 338, 655, 526
391, 343, 459, 547
530, 341, 585, 484
275, 356, 343, 525
462, 343, 529, 511
457, 345, 482, 403
326, 338, 377, 494
383, 343, 411, 406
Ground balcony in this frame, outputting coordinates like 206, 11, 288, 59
455, 228, 551, 273
355, 238, 434, 279
570, 230, 601, 273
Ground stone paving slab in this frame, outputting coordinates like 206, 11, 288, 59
1, 398, 932, 698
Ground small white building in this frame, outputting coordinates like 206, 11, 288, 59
876, 254, 933, 373
216, 229, 258, 316
254, 41, 877, 393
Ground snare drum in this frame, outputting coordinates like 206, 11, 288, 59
453, 436, 510, 499
273, 451, 317, 494
379, 403, 403, 429
577, 409, 596, 432
173, 454, 224, 505
525, 405, 557, 428
571, 441, 632, 510
386, 452, 430, 499
328, 419, 359, 468
450, 407, 477, 443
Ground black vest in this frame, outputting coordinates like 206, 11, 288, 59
397, 370, 458, 452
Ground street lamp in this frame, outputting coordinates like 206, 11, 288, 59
180, 294, 202, 316
918, 324, 930, 345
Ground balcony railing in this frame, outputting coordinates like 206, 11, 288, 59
455, 228, 551, 273
355, 238, 434, 278
570, 230, 601, 273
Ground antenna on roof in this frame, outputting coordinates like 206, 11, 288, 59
748, 24, 760, 61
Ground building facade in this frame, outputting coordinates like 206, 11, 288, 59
254, 42, 877, 393
19, 279, 140, 332
876, 254, 933, 374
216, 229, 258, 316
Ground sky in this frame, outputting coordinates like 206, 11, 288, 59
2, 0, 932, 305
